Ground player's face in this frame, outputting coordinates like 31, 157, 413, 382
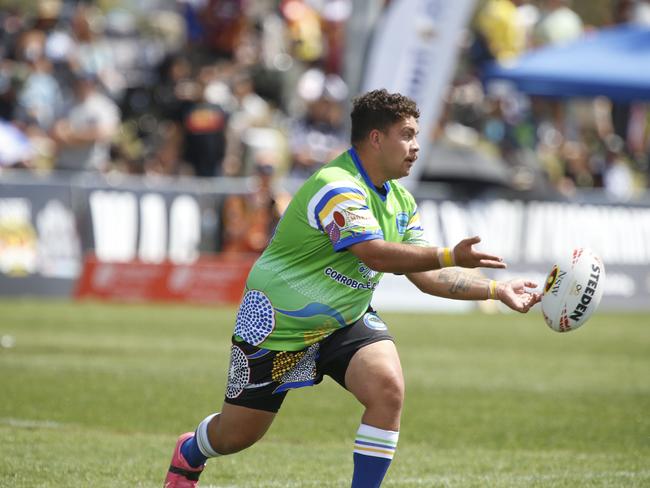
377, 116, 420, 180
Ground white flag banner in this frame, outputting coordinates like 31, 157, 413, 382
362, 0, 477, 188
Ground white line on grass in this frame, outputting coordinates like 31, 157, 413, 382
393, 471, 650, 485
0, 417, 64, 429
199, 482, 349, 488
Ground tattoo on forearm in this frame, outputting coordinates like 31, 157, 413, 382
439, 269, 477, 294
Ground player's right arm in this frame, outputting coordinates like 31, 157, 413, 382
348, 235, 506, 274
406, 268, 541, 313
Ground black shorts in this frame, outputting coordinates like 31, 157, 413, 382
223, 310, 394, 413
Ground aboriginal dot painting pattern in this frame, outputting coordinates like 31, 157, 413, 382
325, 220, 341, 244
271, 350, 303, 381
279, 343, 319, 383
271, 343, 319, 383
235, 290, 275, 346
226, 345, 250, 399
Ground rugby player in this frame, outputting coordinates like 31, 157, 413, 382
164, 89, 541, 488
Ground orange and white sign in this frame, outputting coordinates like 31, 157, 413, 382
75, 254, 257, 305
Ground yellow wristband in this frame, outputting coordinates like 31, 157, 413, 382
437, 247, 455, 267
488, 280, 498, 300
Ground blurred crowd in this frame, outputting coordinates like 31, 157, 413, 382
454, 0, 650, 200
0, 0, 355, 253
0, 0, 350, 181
1, 0, 650, 241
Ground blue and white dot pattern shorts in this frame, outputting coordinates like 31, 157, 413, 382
234, 290, 275, 346
224, 309, 394, 413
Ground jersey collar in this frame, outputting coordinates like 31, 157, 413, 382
348, 147, 390, 201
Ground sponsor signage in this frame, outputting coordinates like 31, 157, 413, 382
379, 198, 650, 312
1, 174, 649, 310
0, 183, 80, 296
77, 187, 219, 264
75, 254, 256, 305
570, 263, 602, 322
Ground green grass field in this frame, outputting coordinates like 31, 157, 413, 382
0, 300, 648, 487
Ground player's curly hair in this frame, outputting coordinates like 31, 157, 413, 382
350, 89, 420, 144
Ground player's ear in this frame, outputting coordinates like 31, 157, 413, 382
369, 129, 382, 149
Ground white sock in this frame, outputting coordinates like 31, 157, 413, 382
353, 423, 399, 459
196, 413, 221, 458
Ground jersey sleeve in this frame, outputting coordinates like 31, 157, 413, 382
307, 180, 383, 251
402, 205, 431, 247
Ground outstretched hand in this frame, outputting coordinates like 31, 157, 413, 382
497, 279, 541, 313
453, 236, 506, 269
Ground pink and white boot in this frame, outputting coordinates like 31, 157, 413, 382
164, 433, 205, 488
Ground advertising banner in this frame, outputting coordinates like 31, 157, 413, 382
1, 174, 226, 299
0, 182, 80, 296
75, 254, 256, 305
1, 174, 649, 311
75, 186, 222, 264
374, 198, 650, 312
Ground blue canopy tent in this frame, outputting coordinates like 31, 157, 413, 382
483, 24, 650, 102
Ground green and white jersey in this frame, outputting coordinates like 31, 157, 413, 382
234, 148, 429, 351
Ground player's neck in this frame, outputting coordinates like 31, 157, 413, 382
353, 146, 389, 187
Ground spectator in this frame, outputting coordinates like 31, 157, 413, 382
601, 134, 637, 200
516, 1, 541, 50
562, 140, 594, 190
609, 0, 649, 160
68, 3, 123, 99
224, 69, 274, 175
134, 119, 184, 177
28, 0, 75, 72
289, 68, 348, 178
634, 0, 650, 25
281, 0, 324, 64
533, 0, 583, 46
0, 119, 34, 169
318, 0, 352, 75
181, 70, 229, 177
0, 8, 27, 62
19, 0, 64, 63
289, 96, 347, 177
51, 72, 120, 172
219, 153, 290, 254
0, 61, 19, 121
475, 0, 526, 62
200, 0, 248, 59
612, 0, 635, 24
15, 43, 64, 131
154, 54, 194, 125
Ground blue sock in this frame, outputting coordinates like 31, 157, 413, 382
352, 453, 392, 488
351, 424, 399, 488
181, 435, 207, 468
180, 413, 221, 468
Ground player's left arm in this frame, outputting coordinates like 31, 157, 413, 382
406, 268, 541, 313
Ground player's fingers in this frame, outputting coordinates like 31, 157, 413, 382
523, 280, 538, 289
512, 300, 527, 313
459, 235, 481, 248
524, 294, 541, 311
478, 259, 507, 269
517, 298, 532, 313
473, 251, 504, 263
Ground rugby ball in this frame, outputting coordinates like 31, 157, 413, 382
541, 248, 606, 332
